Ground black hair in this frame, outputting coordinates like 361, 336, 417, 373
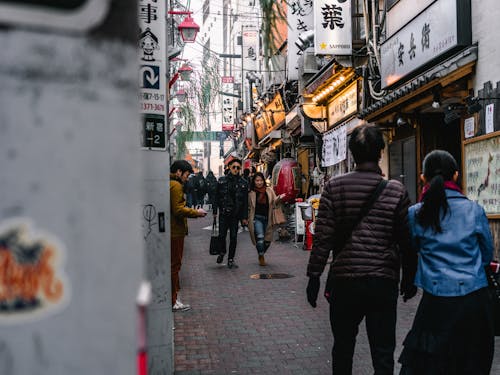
228, 158, 242, 167
250, 172, 266, 190
170, 160, 193, 174
348, 124, 385, 164
417, 150, 459, 233
243, 168, 250, 177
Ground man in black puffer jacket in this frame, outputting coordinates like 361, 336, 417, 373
213, 158, 248, 269
306, 124, 418, 375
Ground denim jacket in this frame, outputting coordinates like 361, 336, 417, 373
408, 190, 493, 297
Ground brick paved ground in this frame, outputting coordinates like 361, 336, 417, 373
174, 215, 500, 374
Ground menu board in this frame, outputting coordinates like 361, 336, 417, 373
464, 132, 500, 216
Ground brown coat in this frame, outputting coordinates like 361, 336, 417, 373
248, 187, 279, 245
170, 174, 200, 238
307, 162, 417, 282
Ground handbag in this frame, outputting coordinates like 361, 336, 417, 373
271, 204, 286, 226
209, 218, 221, 255
485, 261, 500, 336
324, 179, 388, 299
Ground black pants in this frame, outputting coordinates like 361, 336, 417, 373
218, 215, 239, 260
329, 278, 398, 375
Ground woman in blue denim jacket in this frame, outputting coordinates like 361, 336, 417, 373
399, 150, 495, 374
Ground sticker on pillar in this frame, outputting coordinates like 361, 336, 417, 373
140, 65, 160, 89
139, 27, 160, 62
0, 219, 70, 325
142, 114, 165, 150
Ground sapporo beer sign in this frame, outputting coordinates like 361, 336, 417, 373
0, 0, 110, 32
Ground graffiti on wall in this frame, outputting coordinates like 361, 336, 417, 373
0, 219, 70, 324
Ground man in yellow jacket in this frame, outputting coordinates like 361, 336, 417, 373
170, 160, 207, 311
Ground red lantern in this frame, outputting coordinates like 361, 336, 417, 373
272, 158, 301, 204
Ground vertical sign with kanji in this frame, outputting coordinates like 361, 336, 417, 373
242, 29, 259, 73
314, 0, 352, 55
138, 0, 166, 150
222, 76, 235, 131
287, 0, 314, 80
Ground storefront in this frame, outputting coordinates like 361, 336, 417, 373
360, 0, 474, 204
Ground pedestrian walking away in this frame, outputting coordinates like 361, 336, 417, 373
213, 158, 249, 269
248, 172, 285, 266
398, 150, 495, 375
170, 160, 207, 312
306, 124, 418, 375
205, 171, 217, 208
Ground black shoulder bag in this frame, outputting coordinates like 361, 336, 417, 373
324, 179, 388, 299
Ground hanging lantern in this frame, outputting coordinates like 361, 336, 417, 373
178, 64, 193, 81
177, 15, 200, 43
176, 89, 187, 102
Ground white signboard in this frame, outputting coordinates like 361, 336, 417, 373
287, 0, 314, 80
314, 0, 352, 55
242, 29, 259, 72
0, 0, 109, 31
386, 0, 435, 37
464, 116, 475, 139
322, 124, 347, 167
381, 0, 460, 89
486, 104, 495, 134
139, 0, 166, 150
327, 81, 357, 126
222, 76, 235, 131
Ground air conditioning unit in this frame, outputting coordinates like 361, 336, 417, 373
303, 49, 319, 74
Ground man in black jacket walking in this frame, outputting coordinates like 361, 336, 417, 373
306, 124, 418, 375
213, 158, 248, 269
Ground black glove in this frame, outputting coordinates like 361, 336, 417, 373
400, 281, 417, 302
306, 276, 320, 308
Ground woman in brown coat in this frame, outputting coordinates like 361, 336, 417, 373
248, 172, 284, 266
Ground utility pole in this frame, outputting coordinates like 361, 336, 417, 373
139, 0, 174, 373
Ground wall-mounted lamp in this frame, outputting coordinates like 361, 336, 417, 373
396, 116, 408, 127
465, 95, 482, 114
178, 64, 193, 81
432, 89, 441, 109
168, 10, 200, 43
295, 30, 314, 51
176, 89, 187, 102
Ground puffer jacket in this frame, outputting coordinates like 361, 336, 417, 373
307, 162, 417, 282
170, 174, 200, 238
213, 173, 248, 219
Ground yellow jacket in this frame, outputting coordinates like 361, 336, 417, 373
170, 174, 200, 238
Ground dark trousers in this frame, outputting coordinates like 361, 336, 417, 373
218, 215, 239, 260
329, 278, 398, 375
171, 236, 184, 306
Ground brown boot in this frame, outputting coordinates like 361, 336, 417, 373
258, 255, 266, 266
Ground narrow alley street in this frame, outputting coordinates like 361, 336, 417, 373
174, 216, 500, 374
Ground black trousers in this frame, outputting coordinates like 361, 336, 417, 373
329, 278, 398, 375
218, 215, 239, 260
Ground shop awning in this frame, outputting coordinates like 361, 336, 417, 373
359, 46, 478, 120
257, 130, 281, 147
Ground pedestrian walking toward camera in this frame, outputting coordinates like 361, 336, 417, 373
170, 160, 207, 312
306, 124, 418, 375
213, 158, 248, 269
398, 150, 494, 375
248, 172, 285, 266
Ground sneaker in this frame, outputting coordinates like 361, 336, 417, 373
172, 300, 191, 312
258, 255, 266, 266
216, 254, 224, 264
227, 259, 238, 269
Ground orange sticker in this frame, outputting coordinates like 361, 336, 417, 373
0, 219, 70, 324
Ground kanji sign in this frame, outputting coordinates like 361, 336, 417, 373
380, 0, 469, 88
314, 0, 352, 55
138, 0, 166, 150
222, 77, 235, 131
142, 114, 165, 149
0, 0, 109, 31
287, 0, 314, 80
